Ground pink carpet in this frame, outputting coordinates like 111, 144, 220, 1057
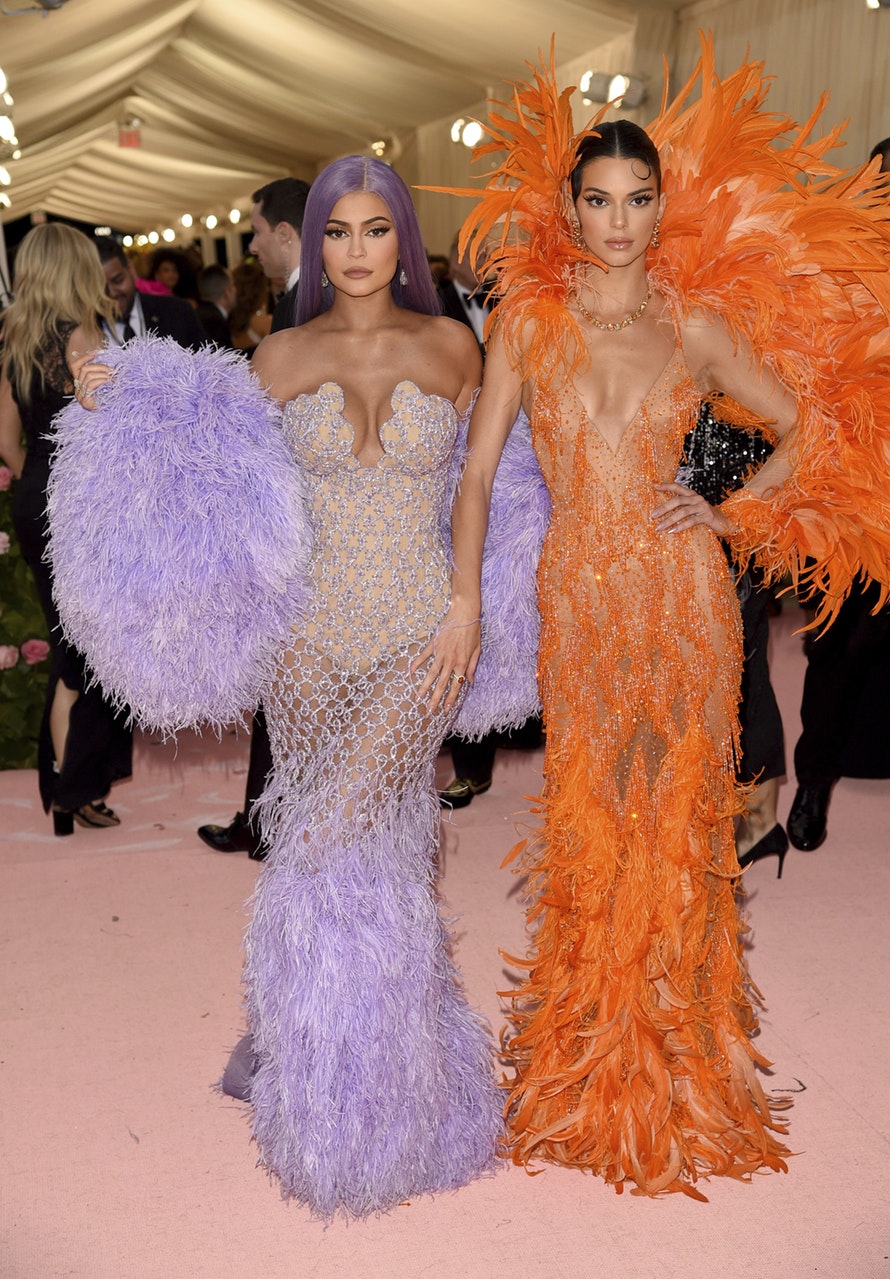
2, 604, 888, 1279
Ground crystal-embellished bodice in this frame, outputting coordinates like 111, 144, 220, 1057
281, 380, 459, 669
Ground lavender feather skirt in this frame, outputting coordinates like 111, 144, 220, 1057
47, 338, 311, 733
241, 778, 503, 1218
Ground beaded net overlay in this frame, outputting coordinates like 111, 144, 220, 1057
244, 381, 501, 1218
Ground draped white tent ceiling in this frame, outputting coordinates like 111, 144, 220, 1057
0, 0, 683, 231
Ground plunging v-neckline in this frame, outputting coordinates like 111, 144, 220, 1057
581, 347, 682, 455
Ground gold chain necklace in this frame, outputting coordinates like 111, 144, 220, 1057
575, 283, 651, 332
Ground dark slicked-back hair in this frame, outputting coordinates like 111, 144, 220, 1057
570, 120, 662, 199
869, 137, 890, 169
252, 178, 311, 234
94, 235, 128, 269
296, 156, 440, 325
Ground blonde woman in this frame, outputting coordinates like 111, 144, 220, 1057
0, 224, 132, 833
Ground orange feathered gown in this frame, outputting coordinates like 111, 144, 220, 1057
446, 39, 890, 1196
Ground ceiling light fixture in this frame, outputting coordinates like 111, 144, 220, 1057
450, 117, 484, 149
579, 70, 646, 109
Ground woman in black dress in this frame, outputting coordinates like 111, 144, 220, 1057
0, 224, 132, 833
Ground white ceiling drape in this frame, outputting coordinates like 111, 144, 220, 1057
2, 0, 887, 251
0, 0, 638, 231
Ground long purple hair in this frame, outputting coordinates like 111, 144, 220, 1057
296, 156, 440, 324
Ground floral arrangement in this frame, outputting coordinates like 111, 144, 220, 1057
0, 464, 50, 769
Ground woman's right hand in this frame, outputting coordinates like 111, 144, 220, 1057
413, 607, 482, 713
70, 350, 115, 411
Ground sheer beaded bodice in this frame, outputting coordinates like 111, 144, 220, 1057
282, 380, 457, 670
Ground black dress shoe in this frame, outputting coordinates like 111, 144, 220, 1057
438, 776, 492, 810
197, 811, 267, 860
787, 783, 833, 851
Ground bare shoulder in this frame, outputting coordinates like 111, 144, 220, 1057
250, 327, 315, 400
677, 310, 734, 380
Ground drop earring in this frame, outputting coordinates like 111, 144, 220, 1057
399, 266, 408, 286
321, 268, 329, 287
651, 220, 661, 249
570, 220, 585, 250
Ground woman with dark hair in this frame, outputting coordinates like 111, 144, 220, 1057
70, 156, 501, 1218
428, 50, 890, 1196
147, 247, 199, 305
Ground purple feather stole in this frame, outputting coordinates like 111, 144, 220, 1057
47, 337, 312, 733
454, 408, 550, 738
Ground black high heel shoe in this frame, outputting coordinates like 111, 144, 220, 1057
51, 800, 120, 835
737, 823, 789, 878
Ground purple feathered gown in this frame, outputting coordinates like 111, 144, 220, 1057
241, 379, 504, 1216
47, 340, 548, 1220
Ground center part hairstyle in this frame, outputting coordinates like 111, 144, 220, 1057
570, 119, 662, 200
296, 156, 440, 324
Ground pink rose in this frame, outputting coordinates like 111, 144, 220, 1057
0, 466, 12, 491
0, 645, 19, 670
21, 638, 50, 665
0, 532, 9, 554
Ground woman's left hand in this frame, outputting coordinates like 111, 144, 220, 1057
652, 482, 732, 536
69, 350, 115, 411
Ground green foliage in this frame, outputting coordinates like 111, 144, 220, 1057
0, 474, 49, 769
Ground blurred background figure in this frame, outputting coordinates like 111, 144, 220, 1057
680, 400, 788, 874
437, 233, 492, 353
230, 258, 274, 353
248, 177, 311, 332
147, 247, 200, 307
197, 176, 311, 859
0, 224, 133, 835
196, 264, 236, 349
95, 238, 205, 350
786, 136, 890, 851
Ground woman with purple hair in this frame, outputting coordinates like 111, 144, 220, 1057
68, 156, 503, 1218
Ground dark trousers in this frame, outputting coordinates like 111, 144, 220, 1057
795, 583, 890, 785
14, 471, 132, 812
446, 715, 544, 785
244, 705, 273, 829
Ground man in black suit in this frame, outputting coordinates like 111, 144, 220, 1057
786, 137, 890, 851
437, 235, 491, 356
197, 177, 311, 859
196, 264, 236, 349
248, 177, 311, 333
94, 238, 206, 350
